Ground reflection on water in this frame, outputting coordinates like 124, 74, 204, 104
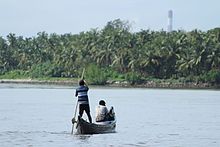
0, 85, 220, 146
74, 134, 91, 140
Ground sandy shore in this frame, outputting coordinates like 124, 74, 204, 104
0, 79, 78, 86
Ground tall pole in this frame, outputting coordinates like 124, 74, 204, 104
168, 10, 173, 32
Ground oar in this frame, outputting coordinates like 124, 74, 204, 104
71, 68, 86, 134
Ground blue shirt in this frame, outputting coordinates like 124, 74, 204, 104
75, 85, 89, 104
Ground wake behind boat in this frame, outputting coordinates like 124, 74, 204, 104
76, 116, 116, 134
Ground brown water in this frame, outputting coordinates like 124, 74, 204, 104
0, 84, 220, 147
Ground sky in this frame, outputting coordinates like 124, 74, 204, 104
0, 0, 219, 37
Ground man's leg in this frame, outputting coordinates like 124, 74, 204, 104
87, 112, 92, 123
85, 104, 92, 123
79, 104, 84, 117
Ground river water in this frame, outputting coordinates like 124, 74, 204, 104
0, 84, 220, 147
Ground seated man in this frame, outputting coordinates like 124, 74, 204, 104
95, 100, 108, 122
95, 100, 115, 122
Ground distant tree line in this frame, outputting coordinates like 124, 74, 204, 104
0, 19, 220, 85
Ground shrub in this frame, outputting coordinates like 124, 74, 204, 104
125, 72, 142, 85
0, 70, 28, 79
30, 62, 54, 78
205, 69, 220, 84
84, 64, 107, 85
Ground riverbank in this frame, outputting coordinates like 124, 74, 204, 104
0, 78, 218, 89
0, 79, 78, 86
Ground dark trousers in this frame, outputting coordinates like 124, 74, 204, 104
79, 104, 92, 123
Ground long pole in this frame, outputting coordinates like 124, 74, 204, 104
71, 101, 78, 134
81, 68, 85, 79
71, 68, 85, 134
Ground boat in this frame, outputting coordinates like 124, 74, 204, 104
76, 116, 116, 134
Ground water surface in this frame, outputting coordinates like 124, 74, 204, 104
0, 84, 220, 146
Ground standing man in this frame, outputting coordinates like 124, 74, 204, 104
75, 79, 92, 123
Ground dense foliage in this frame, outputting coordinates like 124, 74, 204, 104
0, 19, 220, 85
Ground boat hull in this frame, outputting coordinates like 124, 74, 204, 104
76, 117, 116, 134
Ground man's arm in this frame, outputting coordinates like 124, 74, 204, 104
104, 107, 108, 115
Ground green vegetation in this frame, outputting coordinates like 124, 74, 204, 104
0, 19, 220, 86
84, 64, 107, 85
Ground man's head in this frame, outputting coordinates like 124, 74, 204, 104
79, 80, 85, 86
99, 100, 106, 106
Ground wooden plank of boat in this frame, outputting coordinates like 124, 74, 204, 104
76, 116, 116, 134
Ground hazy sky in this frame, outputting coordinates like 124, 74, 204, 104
0, 0, 219, 37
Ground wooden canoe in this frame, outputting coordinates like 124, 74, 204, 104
76, 116, 116, 134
